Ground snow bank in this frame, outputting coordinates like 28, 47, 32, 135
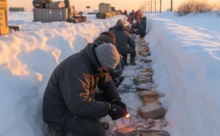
0, 14, 125, 136
148, 13, 220, 136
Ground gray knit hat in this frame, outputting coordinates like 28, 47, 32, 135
95, 43, 120, 69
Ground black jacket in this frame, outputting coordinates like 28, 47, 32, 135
43, 44, 120, 128
133, 22, 146, 38
140, 17, 147, 30
112, 22, 136, 55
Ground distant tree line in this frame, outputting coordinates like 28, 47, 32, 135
176, 0, 220, 16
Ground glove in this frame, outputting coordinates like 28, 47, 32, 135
112, 100, 128, 114
108, 104, 126, 120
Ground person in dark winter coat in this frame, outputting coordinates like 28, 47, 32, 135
127, 10, 135, 23
112, 19, 137, 65
109, 24, 133, 35
132, 22, 146, 38
123, 10, 128, 17
93, 31, 124, 87
140, 16, 147, 30
43, 43, 128, 136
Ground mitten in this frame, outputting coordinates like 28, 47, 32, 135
112, 100, 128, 114
108, 103, 126, 120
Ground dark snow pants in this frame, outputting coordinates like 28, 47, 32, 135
125, 47, 136, 58
61, 115, 105, 136
122, 47, 136, 65
47, 116, 105, 136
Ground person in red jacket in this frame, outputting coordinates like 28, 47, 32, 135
134, 10, 143, 23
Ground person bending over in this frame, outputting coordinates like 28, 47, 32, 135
43, 43, 127, 136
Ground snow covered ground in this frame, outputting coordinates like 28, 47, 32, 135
1, 11, 220, 136
147, 12, 220, 136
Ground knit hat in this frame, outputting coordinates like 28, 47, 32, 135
93, 35, 115, 45
120, 20, 127, 26
95, 43, 120, 69
115, 19, 123, 26
115, 19, 127, 28
100, 32, 116, 43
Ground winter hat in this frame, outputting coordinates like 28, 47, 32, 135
95, 43, 120, 69
93, 34, 115, 45
120, 20, 127, 26
115, 19, 127, 28
100, 32, 116, 43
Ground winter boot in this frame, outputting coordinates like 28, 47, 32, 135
122, 55, 128, 65
130, 57, 136, 65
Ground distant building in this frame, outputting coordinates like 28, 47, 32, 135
9, 7, 25, 12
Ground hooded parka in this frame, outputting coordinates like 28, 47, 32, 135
111, 21, 136, 56
133, 22, 146, 38
43, 43, 120, 135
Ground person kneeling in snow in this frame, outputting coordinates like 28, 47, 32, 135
43, 43, 127, 136
130, 19, 146, 38
94, 31, 124, 87
112, 19, 137, 65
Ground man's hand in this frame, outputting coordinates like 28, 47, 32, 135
108, 104, 126, 120
112, 100, 128, 114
